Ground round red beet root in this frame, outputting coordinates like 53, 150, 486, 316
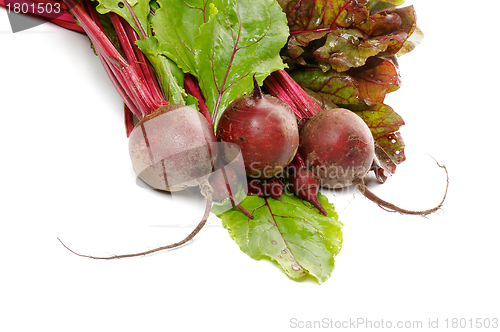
216, 89, 299, 178
299, 108, 375, 188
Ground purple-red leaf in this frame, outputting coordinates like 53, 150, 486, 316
349, 103, 404, 140
285, 31, 329, 63
397, 25, 424, 57
348, 103, 405, 176
289, 58, 399, 106
313, 28, 393, 72
283, 0, 368, 32
277, 1, 418, 177
350, 59, 399, 104
278, 0, 418, 72
356, 12, 402, 36
380, 6, 417, 56
375, 132, 405, 175
290, 67, 359, 105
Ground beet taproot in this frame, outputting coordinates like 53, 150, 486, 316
129, 104, 217, 192
299, 108, 374, 189
216, 80, 299, 178
59, 104, 255, 260
299, 108, 449, 216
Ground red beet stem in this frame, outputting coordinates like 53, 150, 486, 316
121, 0, 147, 39
124, 104, 135, 138
64, 0, 166, 117
125, 24, 167, 108
109, 13, 154, 112
184, 74, 213, 126
64, 0, 127, 68
108, 13, 165, 114
0, 0, 84, 33
81, 0, 149, 117
264, 70, 323, 119
109, 14, 140, 72
263, 73, 302, 118
121, 66, 158, 114
45, 17, 85, 33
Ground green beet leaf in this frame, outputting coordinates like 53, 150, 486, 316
94, 0, 151, 37
194, 0, 289, 127
93, 0, 289, 127
149, 0, 289, 127
216, 192, 343, 284
92, 0, 189, 105
135, 37, 188, 105
149, 0, 213, 76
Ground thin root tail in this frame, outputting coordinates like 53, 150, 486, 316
58, 193, 213, 260
356, 161, 449, 216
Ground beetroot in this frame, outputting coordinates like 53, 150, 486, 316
299, 108, 375, 189
129, 104, 217, 192
59, 104, 257, 259
216, 80, 299, 178
299, 108, 448, 216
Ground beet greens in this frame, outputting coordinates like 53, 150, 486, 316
8, 0, 448, 283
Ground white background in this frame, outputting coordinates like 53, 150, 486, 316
1, 1, 499, 331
